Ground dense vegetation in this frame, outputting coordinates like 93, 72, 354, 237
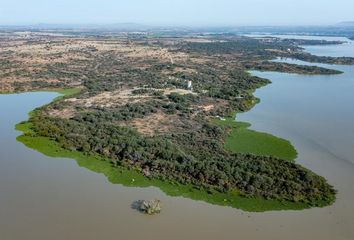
27, 108, 335, 205
181, 37, 354, 66
3, 33, 345, 210
284, 52, 354, 65
181, 38, 294, 55
243, 61, 342, 75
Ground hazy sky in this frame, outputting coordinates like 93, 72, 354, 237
1, 0, 354, 26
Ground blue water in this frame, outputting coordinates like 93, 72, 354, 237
246, 33, 354, 58
238, 37, 354, 239
303, 41, 354, 58
1, 38, 354, 240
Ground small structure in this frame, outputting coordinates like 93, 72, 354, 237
187, 81, 193, 91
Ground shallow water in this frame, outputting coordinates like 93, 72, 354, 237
1, 41, 354, 239
238, 39, 354, 239
246, 33, 354, 57
245, 34, 351, 42
303, 41, 354, 58
281, 35, 350, 42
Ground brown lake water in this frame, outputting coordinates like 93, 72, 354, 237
1, 37, 354, 240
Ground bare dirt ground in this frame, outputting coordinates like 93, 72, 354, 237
0, 32, 229, 136
0, 33, 190, 93
63, 87, 196, 108
121, 111, 201, 136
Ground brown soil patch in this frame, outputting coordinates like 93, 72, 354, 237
47, 107, 76, 119
124, 111, 200, 136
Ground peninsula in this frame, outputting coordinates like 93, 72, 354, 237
1, 30, 348, 211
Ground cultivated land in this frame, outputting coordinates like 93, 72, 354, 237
2, 30, 352, 211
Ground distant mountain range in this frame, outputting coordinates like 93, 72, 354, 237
1, 22, 354, 36
0, 23, 154, 31
336, 21, 354, 27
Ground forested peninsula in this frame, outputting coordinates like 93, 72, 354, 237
1, 31, 347, 211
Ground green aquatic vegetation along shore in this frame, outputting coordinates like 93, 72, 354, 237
214, 118, 298, 161
1, 34, 347, 214
16, 118, 315, 212
13, 88, 336, 212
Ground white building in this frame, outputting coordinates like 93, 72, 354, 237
187, 81, 193, 90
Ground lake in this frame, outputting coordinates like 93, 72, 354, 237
1, 38, 354, 239
246, 33, 354, 57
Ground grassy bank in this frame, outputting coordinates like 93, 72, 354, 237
214, 85, 297, 161
215, 118, 297, 161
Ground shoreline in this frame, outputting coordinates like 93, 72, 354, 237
11, 83, 332, 212
15, 112, 312, 212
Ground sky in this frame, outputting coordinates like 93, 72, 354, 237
0, 0, 354, 26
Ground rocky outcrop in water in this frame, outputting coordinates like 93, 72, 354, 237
133, 199, 162, 215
